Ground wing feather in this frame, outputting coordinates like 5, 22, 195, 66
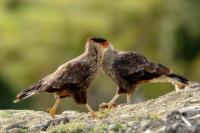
113, 52, 150, 75
43, 61, 92, 92
113, 52, 172, 77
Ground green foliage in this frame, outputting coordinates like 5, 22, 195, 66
48, 122, 86, 133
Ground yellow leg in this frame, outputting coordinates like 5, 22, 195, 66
109, 94, 120, 104
99, 94, 120, 109
48, 97, 61, 118
127, 93, 133, 104
175, 84, 186, 91
85, 104, 96, 117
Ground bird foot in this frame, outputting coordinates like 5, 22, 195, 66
99, 102, 118, 109
88, 112, 97, 118
47, 108, 56, 118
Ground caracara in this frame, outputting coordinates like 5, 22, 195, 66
14, 37, 109, 118
99, 42, 189, 109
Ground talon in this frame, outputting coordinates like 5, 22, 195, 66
99, 102, 109, 109
99, 102, 117, 109
89, 112, 96, 118
85, 104, 96, 118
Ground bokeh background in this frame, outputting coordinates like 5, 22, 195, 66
0, 0, 200, 113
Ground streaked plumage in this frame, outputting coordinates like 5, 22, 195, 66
15, 37, 109, 118
100, 43, 189, 108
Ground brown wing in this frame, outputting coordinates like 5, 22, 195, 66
113, 52, 150, 76
112, 52, 172, 82
113, 51, 172, 75
144, 62, 172, 75
43, 61, 93, 92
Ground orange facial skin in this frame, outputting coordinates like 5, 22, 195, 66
103, 41, 109, 48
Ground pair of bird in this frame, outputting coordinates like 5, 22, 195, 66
14, 37, 189, 118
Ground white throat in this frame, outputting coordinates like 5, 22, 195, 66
107, 43, 113, 50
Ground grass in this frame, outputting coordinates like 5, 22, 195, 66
48, 121, 86, 133
90, 124, 108, 133
95, 109, 111, 118
147, 113, 161, 120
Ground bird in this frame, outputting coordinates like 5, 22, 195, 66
99, 42, 189, 109
14, 37, 109, 118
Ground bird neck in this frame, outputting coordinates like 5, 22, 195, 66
103, 47, 117, 62
105, 44, 115, 54
85, 45, 102, 62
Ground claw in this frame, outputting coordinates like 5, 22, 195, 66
99, 94, 119, 109
85, 104, 96, 118
89, 112, 96, 118
99, 102, 118, 109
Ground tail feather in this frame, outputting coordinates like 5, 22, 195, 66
14, 80, 43, 103
168, 73, 189, 84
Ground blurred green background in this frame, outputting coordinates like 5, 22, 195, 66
0, 0, 199, 113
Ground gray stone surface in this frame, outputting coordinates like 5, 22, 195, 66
0, 83, 200, 133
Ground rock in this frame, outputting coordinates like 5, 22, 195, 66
8, 128, 24, 133
127, 121, 135, 127
0, 83, 200, 133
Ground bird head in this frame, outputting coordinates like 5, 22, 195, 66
86, 37, 110, 50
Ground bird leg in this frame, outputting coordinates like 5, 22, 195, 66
99, 94, 120, 109
109, 94, 120, 104
85, 104, 96, 117
127, 93, 133, 104
175, 84, 186, 91
48, 97, 61, 118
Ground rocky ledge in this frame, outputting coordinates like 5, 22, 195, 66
0, 83, 200, 133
